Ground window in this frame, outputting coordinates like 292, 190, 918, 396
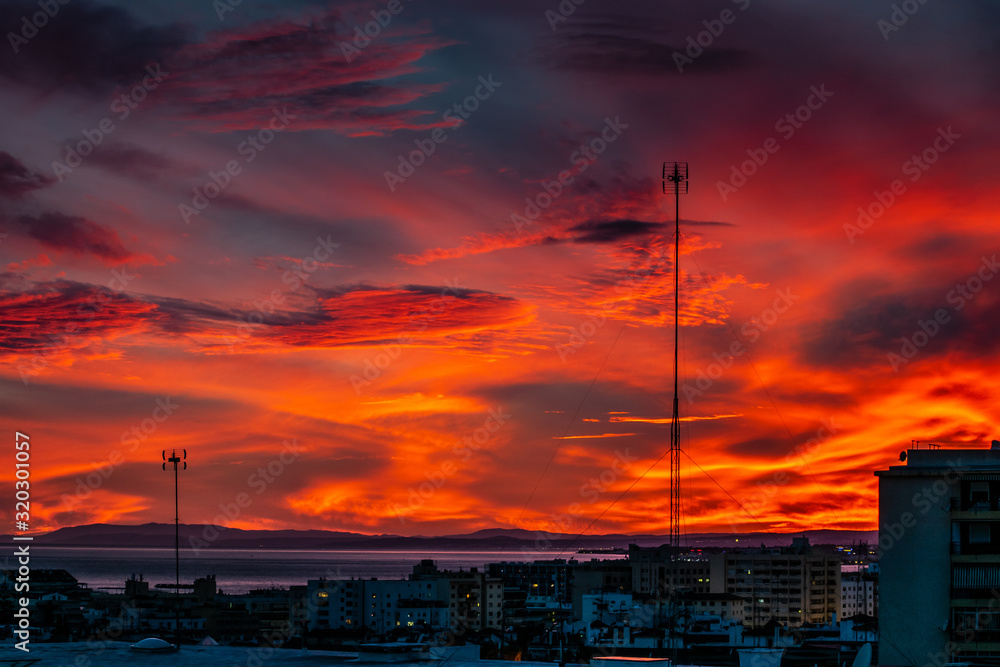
971, 482, 990, 506
970, 523, 991, 543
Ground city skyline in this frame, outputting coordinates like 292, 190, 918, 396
1, 0, 999, 537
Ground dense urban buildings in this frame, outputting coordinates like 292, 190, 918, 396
4, 540, 862, 655
301, 561, 503, 635
628, 537, 841, 627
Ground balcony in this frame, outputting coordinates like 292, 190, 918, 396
955, 481, 1000, 513
952, 509, 1000, 520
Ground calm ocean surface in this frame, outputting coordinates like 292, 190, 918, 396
32, 547, 627, 594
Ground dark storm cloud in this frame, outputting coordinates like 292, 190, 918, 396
723, 431, 816, 460
775, 498, 851, 517
569, 219, 665, 244
0, 148, 159, 265
800, 267, 1000, 370
0, 278, 531, 355
0, 149, 149, 264
926, 382, 992, 402
145, 294, 285, 336
769, 388, 857, 412
0, 0, 186, 92
0, 151, 54, 198
536, 14, 751, 75
566, 218, 734, 244
800, 293, 935, 369
85, 142, 174, 182
12, 211, 133, 262
895, 231, 982, 262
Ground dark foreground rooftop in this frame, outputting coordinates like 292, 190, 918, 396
0, 643, 566, 667
0, 643, 357, 666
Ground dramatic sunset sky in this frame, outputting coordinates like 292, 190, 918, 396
1, 0, 999, 538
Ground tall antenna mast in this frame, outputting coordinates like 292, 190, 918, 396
163, 448, 187, 650
662, 161, 688, 556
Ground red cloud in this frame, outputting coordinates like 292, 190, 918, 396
166, 9, 456, 135
264, 286, 536, 349
0, 281, 159, 378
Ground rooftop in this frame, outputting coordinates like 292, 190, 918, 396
875, 441, 1000, 476
0, 644, 567, 667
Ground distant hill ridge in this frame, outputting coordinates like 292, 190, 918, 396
7, 523, 878, 550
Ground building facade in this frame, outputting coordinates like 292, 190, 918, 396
839, 567, 877, 619
628, 544, 713, 595
717, 544, 840, 627
628, 538, 839, 627
304, 561, 502, 635
306, 577, 445, 634
876, 444, 1000, 663
486, 559, 576, 605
